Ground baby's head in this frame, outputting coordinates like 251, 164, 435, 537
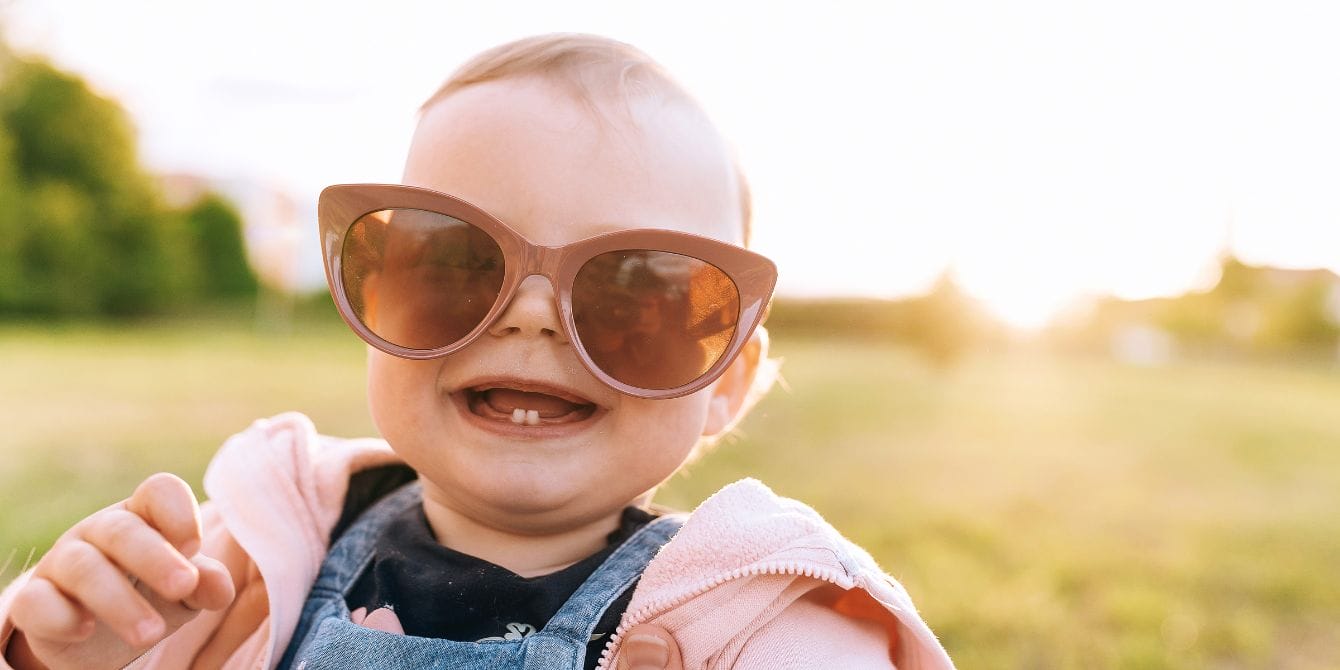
321, 34, 775, 536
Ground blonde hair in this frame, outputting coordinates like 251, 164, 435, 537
420, 33, 754, 246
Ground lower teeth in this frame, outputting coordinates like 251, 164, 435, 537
510, 409, 540, 425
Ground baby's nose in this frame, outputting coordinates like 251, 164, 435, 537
488, 275, 568, 342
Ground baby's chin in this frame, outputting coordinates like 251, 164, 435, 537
418, 461, 649, 530
438, 432, 684, 512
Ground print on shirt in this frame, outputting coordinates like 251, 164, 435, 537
477, 622, 537, 642
474, 623, 606, 643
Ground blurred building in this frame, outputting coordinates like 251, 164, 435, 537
161, 173, 324, 294
1111, 324, 1177, 367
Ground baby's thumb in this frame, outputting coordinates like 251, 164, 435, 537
135, 553, 234, 635
618, 623, 682, 670
181, 553, 236, 612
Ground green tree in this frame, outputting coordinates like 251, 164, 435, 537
902, 272, 980, 367
184, 194, 258, 300
0, 44, 27, 311
1258, 278, 1340, 350
1, 54, 181, 315
1213, 256, 1258, 301
0, 48, 259, 317
0, 109, 22, 309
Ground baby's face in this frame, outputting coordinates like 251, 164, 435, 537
366, 77, 746, 534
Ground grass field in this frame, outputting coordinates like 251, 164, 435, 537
2, 319, 1338, 668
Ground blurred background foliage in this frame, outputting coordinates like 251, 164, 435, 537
2, 33, 1339, 670
0, 45, 256, 318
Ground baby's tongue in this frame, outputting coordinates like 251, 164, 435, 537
482, 388, 582, 418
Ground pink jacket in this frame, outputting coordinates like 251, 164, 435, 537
0, 413, 953, 669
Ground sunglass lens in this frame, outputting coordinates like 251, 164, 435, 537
342, 208, 505, 350
572, 250, 740, 390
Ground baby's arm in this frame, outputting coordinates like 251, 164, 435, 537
2, 473, 235, 670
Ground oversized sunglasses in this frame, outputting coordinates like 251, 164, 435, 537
319, 184, 777, 399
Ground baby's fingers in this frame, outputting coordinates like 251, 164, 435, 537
38, 539, 164, 648
79, 508, 199, 602
134, 552, 235, 638
9, 576, 96, 643
181, 553, 235, 612
124, 472, 203, 557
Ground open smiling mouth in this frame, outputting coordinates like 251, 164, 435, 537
461, 385, 600, 426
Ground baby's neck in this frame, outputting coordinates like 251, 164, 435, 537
418, 496, 644, 578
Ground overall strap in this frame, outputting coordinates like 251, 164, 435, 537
521, 514, 686, 669
278, 480, 423, 669
311, 480, 424, 597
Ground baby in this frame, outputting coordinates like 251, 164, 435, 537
0, 34, 953, 669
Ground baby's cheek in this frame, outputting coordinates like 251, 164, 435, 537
623, 394, 712, 464
366, 350, 441, 434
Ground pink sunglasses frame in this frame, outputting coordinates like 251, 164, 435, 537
318, 183, 777, 399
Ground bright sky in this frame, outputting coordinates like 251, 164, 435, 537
5, 0, 1339, 328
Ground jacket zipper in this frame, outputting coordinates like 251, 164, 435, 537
120, 638, 162, 670
594, 559, 851, 670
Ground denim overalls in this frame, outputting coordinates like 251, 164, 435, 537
278, 481, 684, 670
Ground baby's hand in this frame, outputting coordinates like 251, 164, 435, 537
4, 473, 235, 670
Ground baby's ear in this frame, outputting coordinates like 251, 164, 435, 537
702, 326, 770, 438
